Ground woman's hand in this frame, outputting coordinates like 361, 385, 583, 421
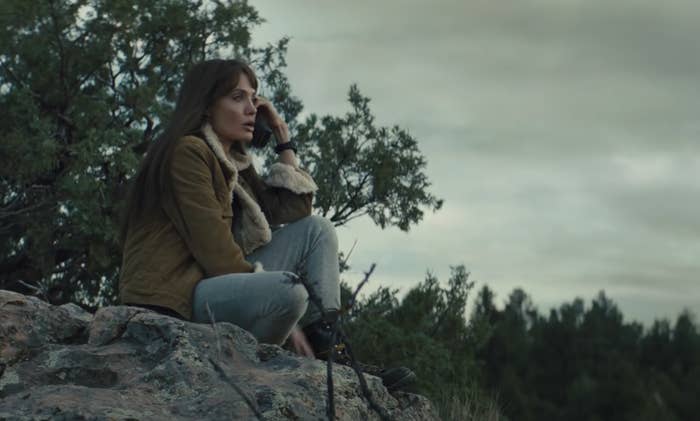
288, 325, 315, 358
255, 96, 289, 145
255, 96, 298, 167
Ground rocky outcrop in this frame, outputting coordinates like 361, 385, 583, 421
0, 290, 438, 420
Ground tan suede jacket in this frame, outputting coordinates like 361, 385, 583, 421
119, 134, 317, 319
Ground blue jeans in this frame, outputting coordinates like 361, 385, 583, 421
191, 215, 341, 345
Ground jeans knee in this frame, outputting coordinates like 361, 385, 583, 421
285, 279, 309, 319
304, 215, 337, 245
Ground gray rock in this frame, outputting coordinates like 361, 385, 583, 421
87, 305, 151, 346
0, 290, 438, 420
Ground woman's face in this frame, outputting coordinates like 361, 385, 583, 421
209, 73, 257, 145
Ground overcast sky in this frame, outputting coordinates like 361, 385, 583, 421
251, 0, 700, 325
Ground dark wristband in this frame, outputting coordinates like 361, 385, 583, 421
274, 141, 297, 154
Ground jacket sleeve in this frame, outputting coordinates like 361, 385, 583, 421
164, 139, 254, 276
242, 162, 318, 225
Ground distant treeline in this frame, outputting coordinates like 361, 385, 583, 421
342, 266, 699, 421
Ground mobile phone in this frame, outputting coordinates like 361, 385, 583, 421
251, 112, 272, 149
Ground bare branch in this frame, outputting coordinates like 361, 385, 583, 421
332, 210, 369, 228
325, 327, 338, 420
288, 264, 391, 421
208, 358, 264, 420
339, 239, 358, 270
282, 271, 337, 420
205, 301, 223, 358
204, 301, 262, 420
344, 263, 376, 313
339, 330, 393, 421
17, 280, 49, 301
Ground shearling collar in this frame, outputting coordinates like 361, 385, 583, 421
201, 123, 252, 184
200, 123, 272, 255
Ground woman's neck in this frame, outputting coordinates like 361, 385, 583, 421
229, 140, 246, 155
217, 138, 234, 155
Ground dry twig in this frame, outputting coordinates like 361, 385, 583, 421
17, 280, 49, 301
208, 358, 264, 420
340, 330, 392, 420
205, 301, 262, 420
283, 271, 338, 420
339, 238, 358, 270
288, 264, 392, 421
204, 301, 223, 358
345, 263, 376, 312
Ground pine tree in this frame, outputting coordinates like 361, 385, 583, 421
0, 0, 441, 308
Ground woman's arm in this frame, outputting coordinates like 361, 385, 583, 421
248, 97, 319, 224
240, 165, 315, 225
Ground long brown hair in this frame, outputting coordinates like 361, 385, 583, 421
119, 59, 258, 244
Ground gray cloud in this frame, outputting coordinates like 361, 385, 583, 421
252, 0, 700, 324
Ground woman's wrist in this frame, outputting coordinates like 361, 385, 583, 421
274, 141, 297, 154
277, 148, 298, 168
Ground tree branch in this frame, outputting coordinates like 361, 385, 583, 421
344, 263, 376, 313
339, 239, 358, 270
0, 200, 55, 220
331, 172, 371, 225
48, 0, 71, 104
332, 211, 369, 227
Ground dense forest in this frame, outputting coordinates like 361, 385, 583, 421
342, 265, 700, 421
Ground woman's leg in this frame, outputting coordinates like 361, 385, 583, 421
245, 215, 340, 327
242, 216, 416, 391
191, 271, 308, 345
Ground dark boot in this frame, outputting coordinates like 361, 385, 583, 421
302, 313, 416, 392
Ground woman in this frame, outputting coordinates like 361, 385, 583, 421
118, 59, 414, 391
